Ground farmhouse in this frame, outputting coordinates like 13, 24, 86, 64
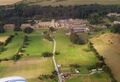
113, 21, 120, 24
20, 23, 33, 29
57, 19, 88, 29
107, 13, 120, 17
71, 27, 90, 33
34, 19, 59, 29
3, 24, 15, 30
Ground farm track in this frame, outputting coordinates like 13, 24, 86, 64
52, 38, 63, 82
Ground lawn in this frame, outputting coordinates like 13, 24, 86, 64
0, 32, 24, 59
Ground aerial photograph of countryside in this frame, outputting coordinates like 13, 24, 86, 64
0, 0, 120, 82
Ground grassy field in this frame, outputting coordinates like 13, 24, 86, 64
0, 29, 111, 82
54, 29, 110, 82
0, 32, 24, 59
20, 0, 120, 6
0, 57, 54, 82
24, 30, 53, 57
66, 73, 110, 82
55, 29, 97, 68
91, 33, 120, 82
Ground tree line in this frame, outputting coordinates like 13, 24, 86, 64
0, 4, 120, 24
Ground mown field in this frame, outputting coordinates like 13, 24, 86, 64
91, 33, 120, 82
20, 0, 120, 6
0, 29, 111, 82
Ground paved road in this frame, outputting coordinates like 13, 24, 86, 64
52, 38, 63, 82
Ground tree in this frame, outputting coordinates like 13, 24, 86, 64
15, 3, 28, 16
0, 23, 5, 33
0, 42, 4, 52
111, 24, 120, 34
23, 27, 34, 34
42, 52, 53, 57
43, 31, 53, 41
70, 33, 88, 45
49, 27, 57, 32
88, 13, 103, 25
14, 23, 22, 31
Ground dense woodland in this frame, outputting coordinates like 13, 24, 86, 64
0, 4, 120, 24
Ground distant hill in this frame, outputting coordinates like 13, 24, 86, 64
19, 0, 120, 6
0, 0, 22, 5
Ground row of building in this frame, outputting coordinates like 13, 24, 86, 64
3, 19, 90, 33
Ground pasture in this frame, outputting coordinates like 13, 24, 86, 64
24, 30, 52, 57
91, 33, 120, 82
55, 29, 98, 68
0, 32, 24, 59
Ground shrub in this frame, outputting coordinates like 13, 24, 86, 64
42, 52, 53, 57
70, 33, 88, 45
70, 64, 80, 68
23, 27, 34, 34
55, 51, 60, 55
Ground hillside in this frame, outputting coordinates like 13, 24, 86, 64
91, 33, 120, 82
0, 0, 22, 5
20, 0, 120, 6
0, 0, 120, 6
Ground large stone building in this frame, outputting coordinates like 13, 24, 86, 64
3, 24, 15, 30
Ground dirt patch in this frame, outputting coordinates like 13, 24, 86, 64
91, 33, 120, 82
0, 36, 9, 43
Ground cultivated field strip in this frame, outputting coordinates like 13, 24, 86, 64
0, 33, 24, 59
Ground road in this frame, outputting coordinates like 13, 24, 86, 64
52, 38, 63, 82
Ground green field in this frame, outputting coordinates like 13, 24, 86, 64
0, 29, 111, 82
0, 32, 24, 59
24, 30, 52, 57
20, 0, 120, 6
66, 73, 110, 82
55, 30, 97, 72
0, 57, 54, 82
